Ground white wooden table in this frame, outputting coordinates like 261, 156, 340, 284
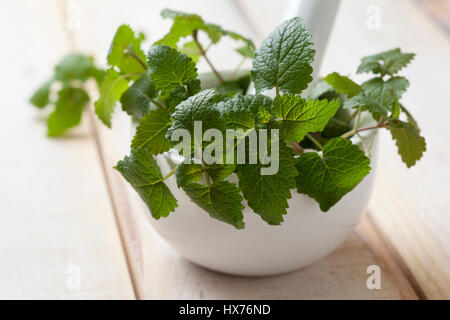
0, 0, 448, 299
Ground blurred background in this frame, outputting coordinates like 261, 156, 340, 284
0, 0, 449, 299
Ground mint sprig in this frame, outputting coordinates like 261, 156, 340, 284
30, 53, 104, 136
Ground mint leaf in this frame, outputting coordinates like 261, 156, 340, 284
204, 24, 255, 48
165, 79, 201, 112
131, 109, 171, 155
54, 54, 96, 82
47, 87, 89, 137
236, 44, 255, 59
362, 76, 409, 109
147, 45, 198, 95
399, 103, 420, 132
175, 163, 203, 187
207, 164, 236, 182
115, 148, 177, 219
30, 81, 52, 108
237, 143, 298, 225
323, 72, 362, 98
180, 41, 201, 62
296, 137, 371, 211
273, 95, 340, 142
94, 69, 129, 128
183, 181, 245, 229
108, 25, 147, 74
167, 90, 223, 139
251, 17, 315, 94
217, 94, 256, 130
158, 9, 254, 51
157, 10, 205, 47
120, 70, 157, 120
389, 119, 426, 168
357, 48, 415, 75
344, 92, 388, 120
176, 163, 235, 188
218, 93, 272, 130
216, 74, 251, 96
309, 81, 335, 100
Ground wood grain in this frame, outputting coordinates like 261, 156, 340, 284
0, 0, 134, 299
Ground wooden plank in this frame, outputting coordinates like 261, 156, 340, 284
66, 0, 413, 299
0, 0, 135, 299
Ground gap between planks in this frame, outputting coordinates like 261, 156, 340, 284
56, 0, 144, 300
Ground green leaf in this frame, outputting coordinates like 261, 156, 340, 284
176, 163, 235, 188
272, 95, 340, 142
399, 103, 420, 132
235, 44, 255, 59
94, 69, 129, 128
175, 163, 203, 187
236, 143, 298, 225
389, 119, 426, 168
309, 81, 336, 100
157, 11, 205, 48
131, 109, 171, 155
157, 9, 254, 50
295, 137, 371, 211
204, 23, 255, 48
167, 90, 224, 139
115, 148, 177, 219
147, 45, 198, 95
361, 76, 409, 109
120, 70, 157, 120
217, 94, 256, 130
206, 164, 236, 183
183, 181, 245, 229
216, 74, 251, 96
53, 54, 96, 82
107, 25, 147, 74
217, 93, 272, 130
47, 87, 89, 137
357, 48, 415, 75
165, 79, 201, 112
323, 72, 362, 98
30, 81, 52, 108
251, 17, 315, 94
180, 41, 201, 62
343, 92, 388, 120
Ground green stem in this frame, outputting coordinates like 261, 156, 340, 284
159, 167, 177, 183
192, 31, 224, 83
291, 141, 304, 155
306, 133, 323, 150
340, 123, 387, 139
125, 48, 148, 71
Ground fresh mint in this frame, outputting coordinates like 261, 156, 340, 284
295, 138, 371, 211
251, 17, 315, 94
115, 148, 177, 219
33, 9, 427, 229
30, 53, 104, 136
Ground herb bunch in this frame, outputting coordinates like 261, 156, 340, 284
31, 9, 426, 229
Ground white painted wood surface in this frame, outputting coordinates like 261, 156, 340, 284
1, 0, 448, 299
0, 0, 134, 299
